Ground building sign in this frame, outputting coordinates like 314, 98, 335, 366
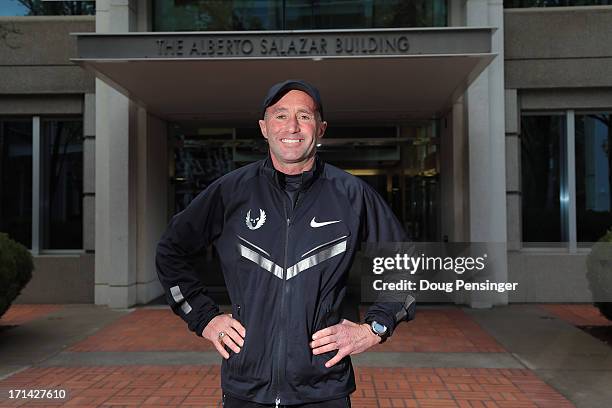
75, 28, 492, 60
155, 34, 409, 58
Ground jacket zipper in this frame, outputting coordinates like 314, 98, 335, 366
275, 203, 291, 408
272, 174, 305, 407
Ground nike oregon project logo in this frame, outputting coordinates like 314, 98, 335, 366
246, 209, 266, 230
310, 217, 341, 228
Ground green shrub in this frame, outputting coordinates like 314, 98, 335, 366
586, 229, 612, 321
0, 233, 34, 319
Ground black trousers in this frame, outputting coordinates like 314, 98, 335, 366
222, 393, 351, 408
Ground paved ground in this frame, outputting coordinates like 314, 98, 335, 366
538, 304, 612, 326
0, 303, 610, 407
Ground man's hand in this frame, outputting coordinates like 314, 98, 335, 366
310, 319, 381, 368
202, 314, 246, 359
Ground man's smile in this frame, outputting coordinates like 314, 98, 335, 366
281, 138, 304, 144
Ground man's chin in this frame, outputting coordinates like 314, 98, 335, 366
273, 151, 310, 163
270, 152, 316, 169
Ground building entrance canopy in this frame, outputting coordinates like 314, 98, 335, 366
72, 28, 495, 124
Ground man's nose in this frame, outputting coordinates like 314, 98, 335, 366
286, 115, 300, 133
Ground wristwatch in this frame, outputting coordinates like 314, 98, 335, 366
368, 320, 389, 343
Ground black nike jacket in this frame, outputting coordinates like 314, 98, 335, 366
156, 155, 415, 405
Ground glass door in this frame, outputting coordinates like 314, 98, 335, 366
169, 121, 441, 241
320, 122, 440, 241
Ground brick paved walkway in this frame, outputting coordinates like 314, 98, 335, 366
362, 308, 505, 353
0, 304, 583, 407
0, 366, 573, 408
0, 305, 63, 326
68, 308, 504, 353
68, 310, 215, 352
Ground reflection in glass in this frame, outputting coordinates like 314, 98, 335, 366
41, 119, 83, 250
575, 113, 612, 243
169, 127, 236, 296
505, 0, 612, 7
285, 0, 447, 29
0, 0, 95, 16
154, 0, 447, 31
171, 122, 438, 240
0, 120, 32, 248
155, 0, 283, 31
172, 128, 236, 213
521, 115, 564, 243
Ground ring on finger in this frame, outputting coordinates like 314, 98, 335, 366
218, 331, 226, 341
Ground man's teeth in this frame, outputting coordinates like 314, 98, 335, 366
281, 139, 302, 143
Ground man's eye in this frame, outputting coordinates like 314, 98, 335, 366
276, 114, 287, 120
299, 115, 312, 120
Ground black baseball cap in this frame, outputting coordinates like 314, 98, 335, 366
261, 79, 324, 120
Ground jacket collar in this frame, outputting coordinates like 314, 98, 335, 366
261, 153, 324, 192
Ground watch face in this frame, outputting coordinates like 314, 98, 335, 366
372, 321, 387, 335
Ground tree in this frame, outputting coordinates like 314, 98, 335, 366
16, 0, 95, 16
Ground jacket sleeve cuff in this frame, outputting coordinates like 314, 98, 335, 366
195, 309, 224, 337
363, 309, 396, 337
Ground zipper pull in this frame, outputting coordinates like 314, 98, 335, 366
286, 218, 290, 226
275, 395, 281, 408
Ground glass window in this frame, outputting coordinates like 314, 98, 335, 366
575, 113, 612, 243
0, 0, 95, 16
521, 114, 565, 243
41, 119, 83, 250
505, 0, 612, 8
0, 119, 32, 248
285, 0, 446, 29
154, 0, 283, 32
153, 0, 447, 31
172, 122, 437, 241
172, 127, 236, 213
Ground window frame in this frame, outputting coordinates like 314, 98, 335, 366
0, 116, 34, 249
39, 116, 85, 252
0, 115, 84, 255
521, 109, 612, 253
573, 110, 612, 247
520, 111, 567, 248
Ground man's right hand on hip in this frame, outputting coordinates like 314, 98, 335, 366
202, 314, 246, 359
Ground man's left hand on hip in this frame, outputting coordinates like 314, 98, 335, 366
310, 319, 381, 368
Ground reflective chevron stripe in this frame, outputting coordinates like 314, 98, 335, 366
238, 240, 348, 281
286, 240, 347, 280
239, 244, 284, 279
301, 235, 348, 258
238, 235, 271, 257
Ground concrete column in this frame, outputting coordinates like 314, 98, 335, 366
136, 0, 152, 31
448, 0, 467, 26
440, 97, 470, 244
440, 111, 454, 242
94, 0, 139, 308
94, 0, 166, 307
135, 110, 167, 304
465, 0, 508, 307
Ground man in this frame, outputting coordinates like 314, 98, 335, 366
156, 80, 415, 407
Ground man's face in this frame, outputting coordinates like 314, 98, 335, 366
259, 90, 327, 170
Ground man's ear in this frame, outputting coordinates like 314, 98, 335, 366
258, 119, 268, 140
317, 121, 328, 139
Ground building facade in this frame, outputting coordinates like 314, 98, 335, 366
1, 0, 611, 308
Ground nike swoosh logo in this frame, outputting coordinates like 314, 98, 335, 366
310, 217, 341, 228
